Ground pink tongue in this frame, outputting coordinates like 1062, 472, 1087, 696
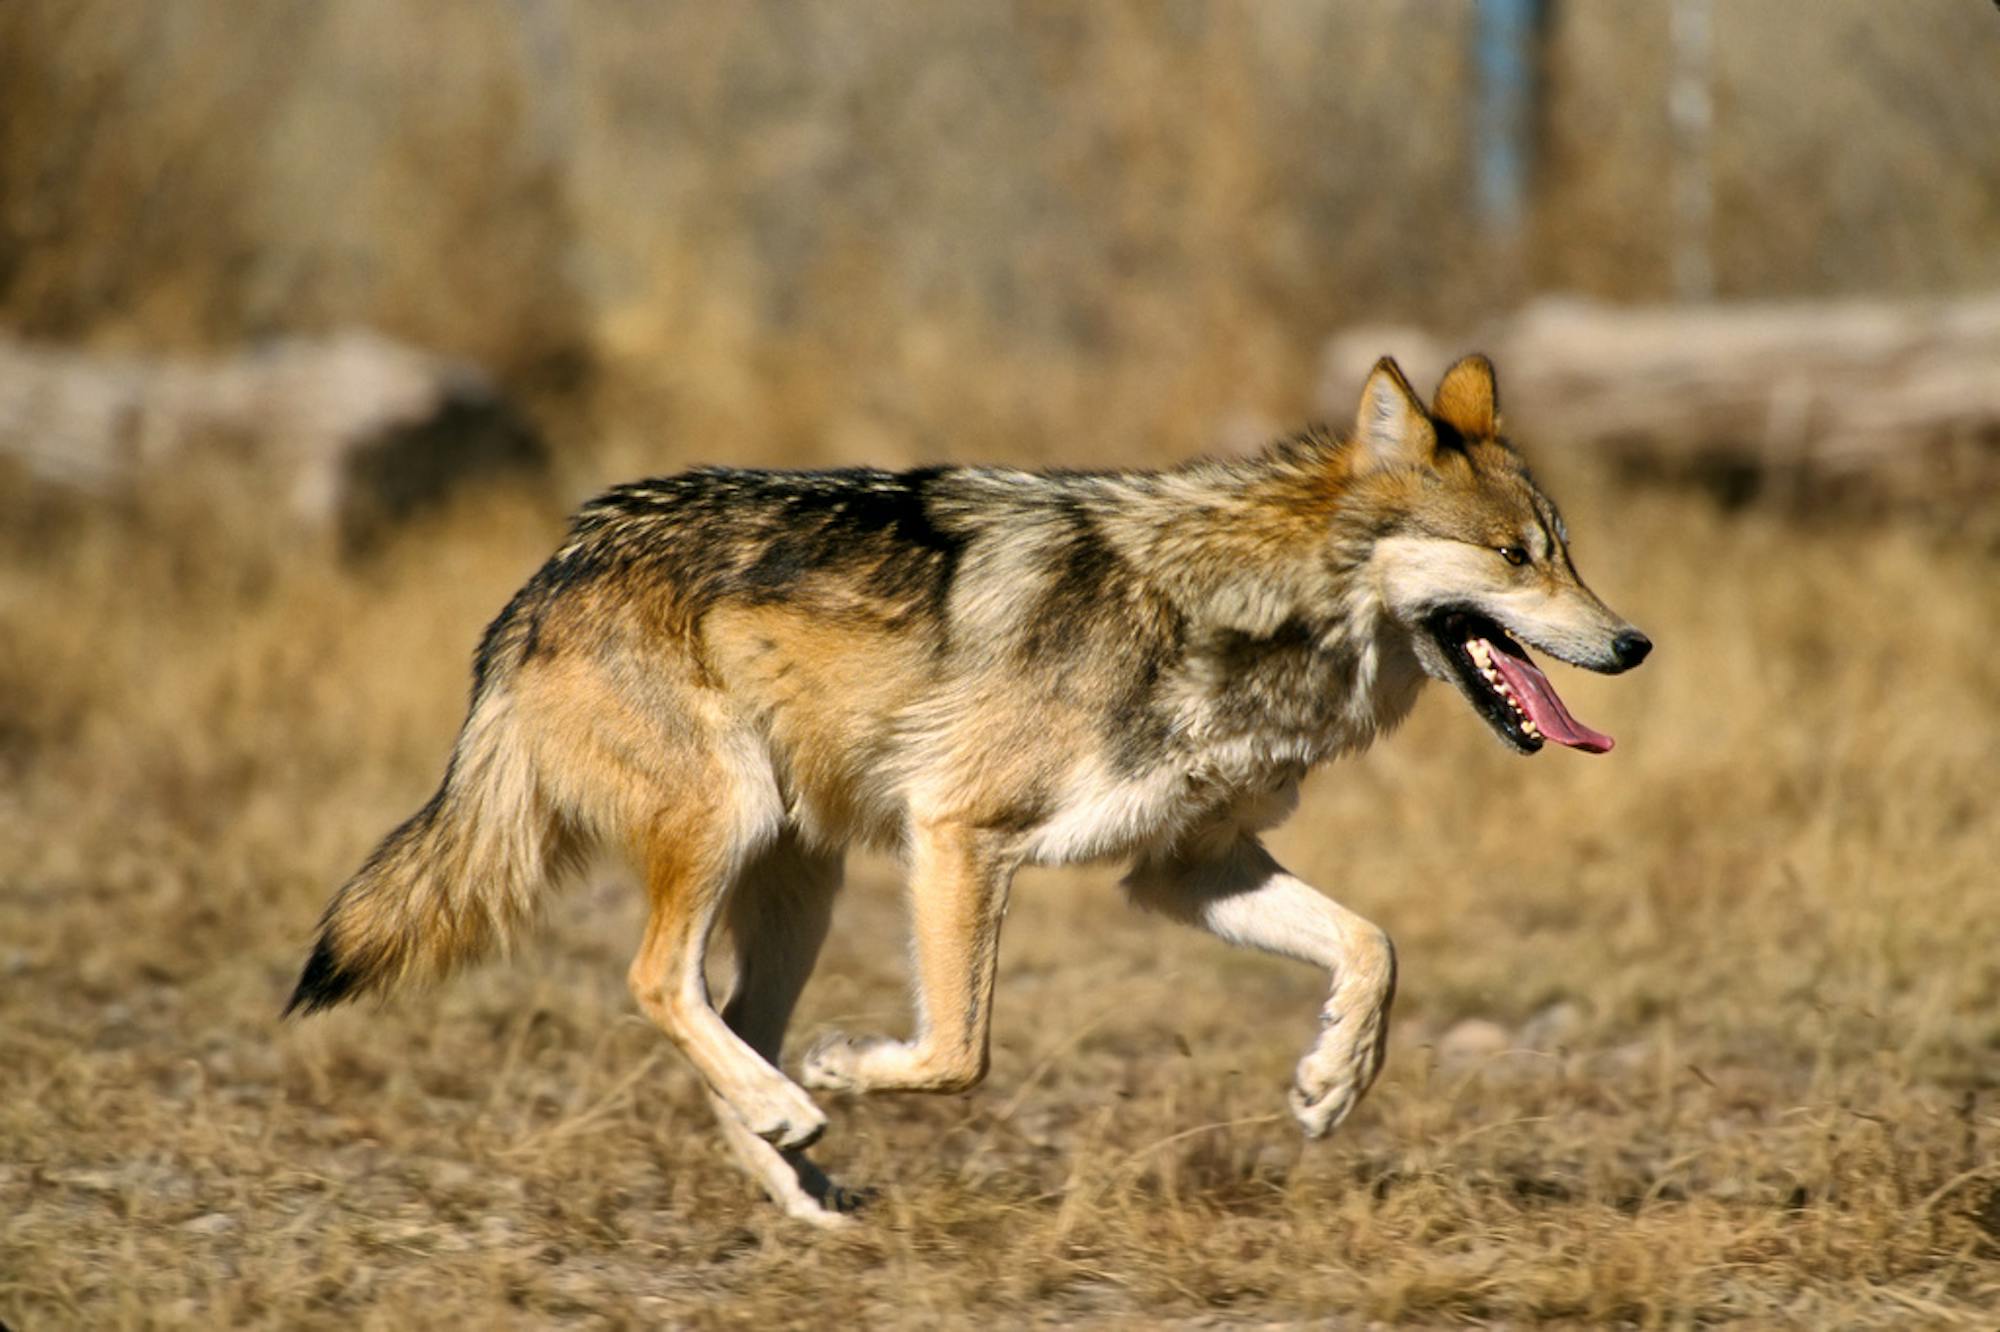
1488, 644, 1615, 753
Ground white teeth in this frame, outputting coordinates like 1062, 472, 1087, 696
1472, 638, 1503, 690
1467, 634, 1534, 730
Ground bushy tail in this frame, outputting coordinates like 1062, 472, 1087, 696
284, 691, 581, 1016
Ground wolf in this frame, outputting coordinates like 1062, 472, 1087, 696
285, 354, 1650, 1224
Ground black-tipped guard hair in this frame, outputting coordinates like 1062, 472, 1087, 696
283, 934, 365, 1017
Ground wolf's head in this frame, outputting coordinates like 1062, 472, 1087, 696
1340, 354, 1651, 755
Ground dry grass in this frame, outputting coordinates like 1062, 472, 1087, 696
2, 444, 1997, 1328
3, 6, 1999, 1322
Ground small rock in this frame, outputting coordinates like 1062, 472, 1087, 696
58, 1169, 124, 1194
1520, 1000, 1586, 1053
1604, 1040, 1654, 1074
183, 1211, 238, 1236
1250, 1143, 1294, 1183
1437, 1018, 1513, 1067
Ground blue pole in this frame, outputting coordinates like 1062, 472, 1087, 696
1475, 0, 1541, 242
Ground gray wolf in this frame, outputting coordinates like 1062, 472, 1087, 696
285, 354, 1651, 1224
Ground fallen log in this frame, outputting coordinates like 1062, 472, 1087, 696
0, 330, 549, 553
1318, 294, 2000, 525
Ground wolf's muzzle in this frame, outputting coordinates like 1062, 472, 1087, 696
1609, 630, 1652, 672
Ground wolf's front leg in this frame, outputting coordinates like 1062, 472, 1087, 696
802, 820, 1016, 1095
1126, 835, 1396, 1138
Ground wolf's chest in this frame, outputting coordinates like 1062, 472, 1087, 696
1174, 624, 1423, 768
1014, 646, 1422, 867
1016, 758, 1289, 866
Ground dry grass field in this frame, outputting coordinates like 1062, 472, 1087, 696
2, 441, 1996, 1328
4, 4, 1999, 1326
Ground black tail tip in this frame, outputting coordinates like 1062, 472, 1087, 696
284, 936, 364, 1018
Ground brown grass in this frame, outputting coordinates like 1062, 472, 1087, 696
2, 444, 1997, 1328
4, 4, 1999, 1323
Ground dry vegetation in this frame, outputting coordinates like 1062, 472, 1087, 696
4, 2, 2000, 1325
6, 2, 1998, 473
3, 443, 1997, 1327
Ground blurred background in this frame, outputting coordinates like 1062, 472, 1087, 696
5, 0, 1998, 491
4, 3, 1999, 1325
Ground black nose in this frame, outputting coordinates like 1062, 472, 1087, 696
1611, 629, 1653, 670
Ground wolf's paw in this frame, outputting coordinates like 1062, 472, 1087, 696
780, 1177, 870, 1229
1288, 1037, 1378, 1139
800, 1031, 897, 1092
736, 1080, 828, 1150
787, 1199, 858, 1229
789, 1174, 877, 1227
1287, 1073, 1359, 1139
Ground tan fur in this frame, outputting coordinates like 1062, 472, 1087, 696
801, 821, 1015, 1096
1432, 352, 1499, 439
287, 354, 1650, 1225
701, 605, 935, 847
308, 687, 585, 999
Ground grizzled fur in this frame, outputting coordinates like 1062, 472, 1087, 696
286, 355, 1649, 1225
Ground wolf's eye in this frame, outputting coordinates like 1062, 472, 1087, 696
1498, 545, 1530, 567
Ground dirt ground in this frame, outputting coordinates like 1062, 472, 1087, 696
2, 453, 1997, 1328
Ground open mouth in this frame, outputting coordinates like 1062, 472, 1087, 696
1424, 609, 1615, 755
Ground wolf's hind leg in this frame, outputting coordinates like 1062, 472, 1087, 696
802, 820, 1015, 1095
1125, 836, 1396, 1138
628, 810, 828, 1151
718, 832, 842, 1062
705, 833, 862, 1223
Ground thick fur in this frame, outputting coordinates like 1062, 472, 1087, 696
287, 355, 1647, 1223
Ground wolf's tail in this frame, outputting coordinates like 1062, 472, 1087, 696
284, 689, 582, 1017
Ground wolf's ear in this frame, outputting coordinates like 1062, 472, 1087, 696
1432, 354, 1499, 440
1353, 357, 1438, 471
